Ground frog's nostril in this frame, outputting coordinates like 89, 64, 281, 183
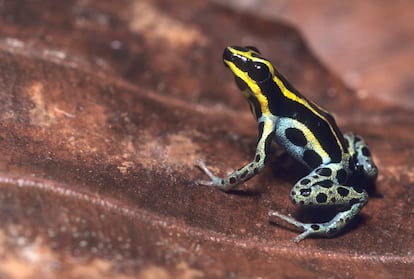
223, 47, 233, 61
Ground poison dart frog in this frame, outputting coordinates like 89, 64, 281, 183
197, 46, 378, 242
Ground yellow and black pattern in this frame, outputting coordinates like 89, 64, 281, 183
197, 46, 378, 242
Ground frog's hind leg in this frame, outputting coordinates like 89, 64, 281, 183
344, 133, 378, 179
269, 202, 366, 242
269, 163, 368, 242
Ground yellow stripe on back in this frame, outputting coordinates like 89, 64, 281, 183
272, 75, 344, 152
224, 46, 344, 154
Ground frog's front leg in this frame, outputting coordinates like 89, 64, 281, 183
197, 116, 276, 191
269, 163, 368, 242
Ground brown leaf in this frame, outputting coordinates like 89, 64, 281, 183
0, 0, 413, 278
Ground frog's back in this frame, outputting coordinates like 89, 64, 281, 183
257, 71, 346, 168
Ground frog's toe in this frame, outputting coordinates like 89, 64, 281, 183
195, 179, 215, 186
195, 160, 209, 172
195, 161, 217, 178
269, 211, 306, 230
293, 230, 313, 243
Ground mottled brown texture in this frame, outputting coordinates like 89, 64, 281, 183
0, 0, 413, 278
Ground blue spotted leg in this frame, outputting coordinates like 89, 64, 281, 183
269, 133, 377, 242
196, 116, 276, 191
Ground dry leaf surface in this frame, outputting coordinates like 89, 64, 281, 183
0, 1, 413, 278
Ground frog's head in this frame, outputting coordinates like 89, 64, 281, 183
223, 46, 274, 89
223, 46, 275, 119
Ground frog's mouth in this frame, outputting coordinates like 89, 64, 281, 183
222, 46, 233, 63
222, 47, 233, 68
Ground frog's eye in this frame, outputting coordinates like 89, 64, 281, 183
245, 46, 261, 54
248, 62, 270, 82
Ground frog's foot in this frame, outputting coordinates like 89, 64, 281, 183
344, 133, 378, 179
268, 211, 316, 243
195, 160, 220, 185
195, 160, 234, 190
269, 203, 363, 243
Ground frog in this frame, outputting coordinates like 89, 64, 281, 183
196, 46, 378, 242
